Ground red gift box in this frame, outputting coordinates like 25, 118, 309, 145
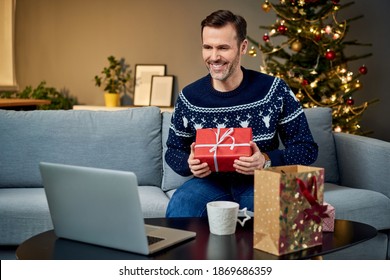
194, 127, 252, 172
322, 202, 335, 232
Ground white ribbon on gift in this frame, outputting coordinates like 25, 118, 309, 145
195, 128, 250, 172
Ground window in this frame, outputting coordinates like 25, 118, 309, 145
0, 0, 17, 91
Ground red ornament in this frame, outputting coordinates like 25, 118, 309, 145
325, 50, 336, 60
332, 0, 340, 4
359, 65, 368, 75
314, 34, 322, 42
346, 98, 354, 106
301, 79, 309, 86
263, 34, 270, 42
277, 25, 287, 34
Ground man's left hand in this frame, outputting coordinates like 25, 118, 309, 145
233, 141, 266, 175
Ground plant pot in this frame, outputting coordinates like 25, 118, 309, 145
104, 93, 120, 107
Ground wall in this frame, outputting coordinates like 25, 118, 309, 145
339, 0, 390, 141
14, 0, 390, 141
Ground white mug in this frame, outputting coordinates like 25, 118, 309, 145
206, 201, 251, 235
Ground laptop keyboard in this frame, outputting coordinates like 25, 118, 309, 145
147, 235, 164, 245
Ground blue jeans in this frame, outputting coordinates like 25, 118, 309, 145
166, 173, 254, 217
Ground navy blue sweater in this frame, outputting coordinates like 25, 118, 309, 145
166, 68, 318, 176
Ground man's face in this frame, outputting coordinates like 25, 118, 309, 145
202, 23, 247, 85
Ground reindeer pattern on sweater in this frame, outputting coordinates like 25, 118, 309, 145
165, 68, 318, 176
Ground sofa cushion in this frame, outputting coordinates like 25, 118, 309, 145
0, 107, 162, 188
0, 188, 53, 245
334, 132, 390, 198
304, 107, 339, 183
138, 186, 170, 218
161, 112, 192, 191
324, 183, 390, 230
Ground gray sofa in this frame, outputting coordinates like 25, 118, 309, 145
0, 106, 389, 259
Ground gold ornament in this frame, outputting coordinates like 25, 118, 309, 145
248, 46, 257, 57
296, 90, 304, 101
291, 40, 302, 52
262, 1, 271, 13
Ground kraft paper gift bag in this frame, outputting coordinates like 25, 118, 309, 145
254, 165, 327, 256
194, 127, 252, 172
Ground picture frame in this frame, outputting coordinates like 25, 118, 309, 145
133, 64, 166, 106
150, 75, 174, 107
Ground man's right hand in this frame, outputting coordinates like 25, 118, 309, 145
188, 142, 211, 178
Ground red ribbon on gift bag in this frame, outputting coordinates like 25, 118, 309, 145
296, 176, 329, 224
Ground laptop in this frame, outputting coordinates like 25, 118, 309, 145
39, 162, 196, 255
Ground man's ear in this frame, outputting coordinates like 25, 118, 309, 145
241, 39, 248, 54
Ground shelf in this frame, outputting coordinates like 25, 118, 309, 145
73, 105, 173, 112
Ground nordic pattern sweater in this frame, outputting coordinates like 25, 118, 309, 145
165, 68, 318, 177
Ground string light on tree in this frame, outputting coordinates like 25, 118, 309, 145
247, 0, 376, 135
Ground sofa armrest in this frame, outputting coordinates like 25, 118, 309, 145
334, 132, 390, 199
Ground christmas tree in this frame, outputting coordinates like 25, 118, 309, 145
247, 0, 376, 134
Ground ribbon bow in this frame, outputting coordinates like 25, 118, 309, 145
209, 128, 236, 153
194, 128, 250, 172
296, 176, 329, 224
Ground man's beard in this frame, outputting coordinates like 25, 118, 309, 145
206, 52, 240, 82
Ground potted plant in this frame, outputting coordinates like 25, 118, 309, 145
94, 55, 132, 107
0, 81, 78, 110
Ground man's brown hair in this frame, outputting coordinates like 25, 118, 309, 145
201, 10, 247, 44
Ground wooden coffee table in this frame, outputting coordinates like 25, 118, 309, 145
16, 218, 377, 260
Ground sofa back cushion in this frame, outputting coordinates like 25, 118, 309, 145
0, 107, 163, 188
304, 107, 339, 183
161, 112, 192, 191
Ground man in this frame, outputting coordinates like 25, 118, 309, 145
165, 10, 318, 217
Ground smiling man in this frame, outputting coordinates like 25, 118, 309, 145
165, 10, 318, 217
